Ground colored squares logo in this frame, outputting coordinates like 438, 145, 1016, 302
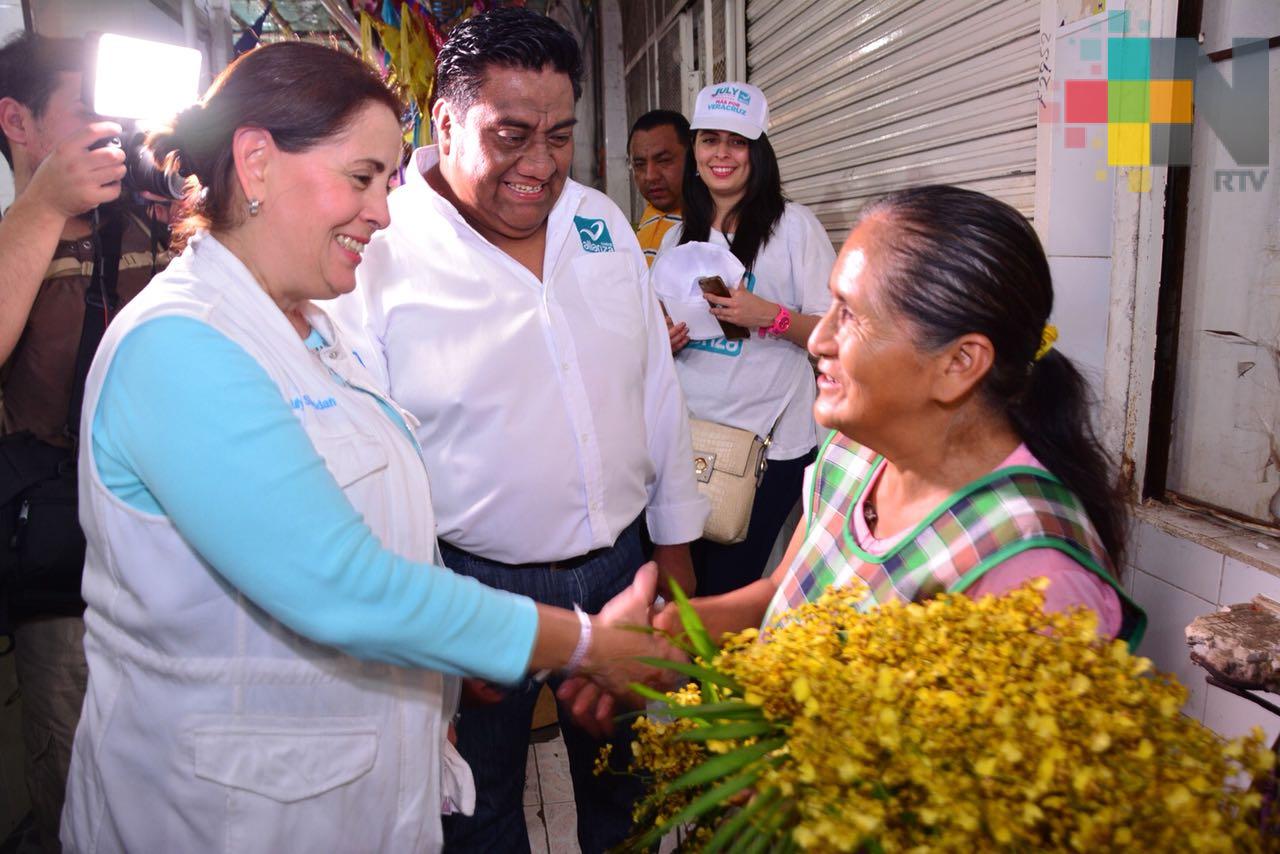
1062, 36, 1196, 169
1107, 38, 1150, 80
1150, 80, 1192, 122
1065, 80, 1106, 123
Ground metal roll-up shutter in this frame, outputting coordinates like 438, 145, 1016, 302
746, 0, 1041, 245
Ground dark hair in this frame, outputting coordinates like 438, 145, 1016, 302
0, 32, 85, 169
628, 109, 690, 152
678, 129, 785, 272
146, 41, 401, 248
435, 7, 582, 113
857, 185, 1128, 566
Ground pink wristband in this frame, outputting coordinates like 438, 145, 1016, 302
565, 605, 592, 674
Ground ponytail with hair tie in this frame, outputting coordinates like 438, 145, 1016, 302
1034, 324, 1058, 362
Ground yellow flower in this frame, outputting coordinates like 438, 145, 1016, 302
612, 583, 1269, 852
792, 676, 811, 703
1164, 785, 1192, 810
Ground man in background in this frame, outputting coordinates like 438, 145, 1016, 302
337, 9, 706, 852
628, 108, 688, 267
0, 32, 168, 853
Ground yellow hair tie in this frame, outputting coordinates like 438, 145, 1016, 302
1035, 324, 1058, 361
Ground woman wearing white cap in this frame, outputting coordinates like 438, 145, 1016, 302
655, 82, 836, 596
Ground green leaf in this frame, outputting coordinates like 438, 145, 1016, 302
673, 720, 779, 743
660, 700, 765, 721
631, 767, 762, 849
703, 788, 780, 854
669, 578, 718, 663
636, 657, 743, 691
668, 736, 787, 792
626, 696, 765, 723
741, 795, 793, 854
628, 683, 673, 704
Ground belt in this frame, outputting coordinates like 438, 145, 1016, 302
442, 516, 643, 572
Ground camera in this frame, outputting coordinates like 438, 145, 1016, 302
84, 32, 202, 202
89, 128, 185, 201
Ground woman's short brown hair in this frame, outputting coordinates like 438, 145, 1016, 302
147, 41, 402, 247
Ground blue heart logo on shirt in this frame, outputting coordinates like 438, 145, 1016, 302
574, 216, 615, 253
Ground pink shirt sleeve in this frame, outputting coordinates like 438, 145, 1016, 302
966, 548, 1123, 639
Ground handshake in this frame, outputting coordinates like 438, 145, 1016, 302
555, 561, 693, 739
463, 562, 695, 739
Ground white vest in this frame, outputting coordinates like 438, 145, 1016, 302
62, 233, 472, 853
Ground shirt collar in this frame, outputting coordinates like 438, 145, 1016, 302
640, 202, 681, 224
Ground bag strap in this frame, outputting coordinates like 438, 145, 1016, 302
65, 211, 126, 446
760, 395, 790, 451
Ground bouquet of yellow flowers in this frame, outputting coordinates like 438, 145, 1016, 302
612, 581, 1275, 852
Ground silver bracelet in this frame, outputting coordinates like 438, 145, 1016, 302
565, 604, 593, 674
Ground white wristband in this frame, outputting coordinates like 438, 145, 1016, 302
565, 605, 592, 674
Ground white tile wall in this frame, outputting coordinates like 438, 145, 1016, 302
1203, 685, 1280, 745
1133, 521, 1225, 601
1130, 568, 1214, 720
1047, 256, 1113, 385
1219, 556, 1280, 605
1216, 534, 1280, 572
1130, 513, 1280, 742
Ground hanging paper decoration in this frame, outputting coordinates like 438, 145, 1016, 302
354, 0, 543, 148
234, 1, 273, 55
358, 0, 452, 147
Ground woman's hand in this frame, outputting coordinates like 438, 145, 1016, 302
558, 563, 686, 736
652, 600, 684, 641
666, 314, 690, 354
702, 280, 779, 330
582, 563, 678, 694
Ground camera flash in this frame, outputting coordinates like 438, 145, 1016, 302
93, 33, 202, 121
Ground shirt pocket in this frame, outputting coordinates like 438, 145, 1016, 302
312, 428, 390, 489
190, 715, 378, 803
571, 253, 644, 339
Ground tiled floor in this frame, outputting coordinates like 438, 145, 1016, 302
525, 726, 682, 854
525, 727, 580, 853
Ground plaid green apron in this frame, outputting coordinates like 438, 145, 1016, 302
763, 432, 1146, 647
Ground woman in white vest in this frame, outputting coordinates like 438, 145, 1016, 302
653, 82, 836, 597
61, 42, 664, 854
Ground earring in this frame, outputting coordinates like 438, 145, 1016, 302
248, 198, 262, 216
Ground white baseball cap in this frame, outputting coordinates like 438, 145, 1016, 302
689, 81, 769, 140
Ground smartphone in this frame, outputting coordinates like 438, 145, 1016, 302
697, 276, 749, 340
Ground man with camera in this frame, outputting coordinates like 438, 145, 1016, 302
0, 31, 169, 853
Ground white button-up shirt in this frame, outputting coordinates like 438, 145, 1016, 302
337, 147, 708, 564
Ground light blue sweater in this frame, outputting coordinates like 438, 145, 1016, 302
91, 315, 538, 683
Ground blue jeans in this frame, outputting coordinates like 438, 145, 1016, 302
440, 519, 646, 853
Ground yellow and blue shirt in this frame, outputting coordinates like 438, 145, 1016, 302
635, 202, 682, 268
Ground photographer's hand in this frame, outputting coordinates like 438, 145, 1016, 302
28, 121, 127, 218
0, 121, 126, 363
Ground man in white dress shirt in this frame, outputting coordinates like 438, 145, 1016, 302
337, 9, 707, 852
